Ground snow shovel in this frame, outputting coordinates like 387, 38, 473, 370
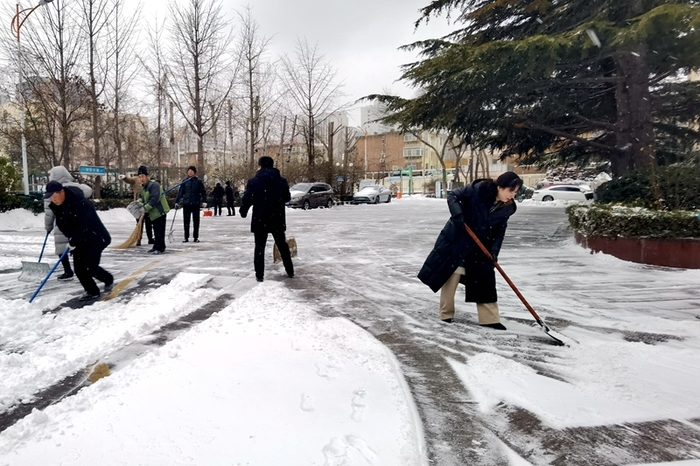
168, 206, 179, 243
29, 247, 70, 303
464, 223, 571, 346
19, 232, 51, 282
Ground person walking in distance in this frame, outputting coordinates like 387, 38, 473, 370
418, 172, 523, 329
44, 166, 93, 280
118, 172, 153, 246
225, 181, 236, 216
45, 180, 114, 302
137, 166, 170, 254
175, 166, 207, 243
239, 156, 294, 282
212, 182, 225, 216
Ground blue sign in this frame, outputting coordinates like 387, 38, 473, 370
336, 176, 344, 182
79, 165, 106, 175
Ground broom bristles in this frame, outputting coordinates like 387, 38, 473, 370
112, 215, 144, 249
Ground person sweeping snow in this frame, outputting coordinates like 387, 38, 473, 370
418, 172, 523, 329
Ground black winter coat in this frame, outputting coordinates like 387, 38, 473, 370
213, 184, 225, 201
417, 180, 517, 303
225, 185, 234, 204
176, 176, 207, 207
49, 186, 111, 253
239, 167, 291, 233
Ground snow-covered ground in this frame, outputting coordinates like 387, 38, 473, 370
0, 197, 699, 465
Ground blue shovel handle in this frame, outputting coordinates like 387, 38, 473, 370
29, 247, 70, 303
38, 232, 49, 263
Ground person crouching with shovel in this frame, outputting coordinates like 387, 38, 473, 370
45, 181, 114, 302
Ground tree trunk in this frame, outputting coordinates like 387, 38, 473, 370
613, 50, 655, 176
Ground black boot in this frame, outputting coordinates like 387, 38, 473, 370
480, 323, 507, 330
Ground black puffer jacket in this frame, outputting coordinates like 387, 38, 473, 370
417, 180, 516, 301
239, 167, 291, 233
49, 186, 111, 252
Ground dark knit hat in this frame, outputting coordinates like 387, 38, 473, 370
137, 165, 148, 175
44, 180, 63, 199
187, 166, 197, 173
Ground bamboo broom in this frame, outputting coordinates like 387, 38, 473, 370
112, 215, 145, 249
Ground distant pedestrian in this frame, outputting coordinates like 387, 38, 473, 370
225, 181, 236, 216
137, 166, 170, 254
118, 173, 153, 246
45, 180, 113, 302
175, 166, 207, 243
212, 182, 225, 216
418, 172, 523, 329
44, 166, 93, 280
239, 156, 294, 282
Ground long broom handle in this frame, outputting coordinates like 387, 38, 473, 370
463, 223, 546, 326
29, 247, 69, 303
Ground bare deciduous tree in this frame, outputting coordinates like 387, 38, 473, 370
139, 15, 171, 181
166, 0, 237, 178
279, 38, 344, 174
232, 6, 280, 176
103, 0, 140, 183
79, 0, 117, 199
1, 0, 90, 172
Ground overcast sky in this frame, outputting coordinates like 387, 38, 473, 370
140, 0, 453, 126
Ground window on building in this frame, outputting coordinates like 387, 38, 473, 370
403, 133, 418, 142
403, 147, 424, 158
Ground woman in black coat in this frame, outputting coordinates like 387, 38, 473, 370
418, 172, 523, 329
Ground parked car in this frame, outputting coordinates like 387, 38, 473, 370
531, 185, 594, 202
287, 182, 335, 209
352, 185, 392, 204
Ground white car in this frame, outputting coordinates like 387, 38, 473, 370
531, 185, 594, 202
352, 185, 392, 204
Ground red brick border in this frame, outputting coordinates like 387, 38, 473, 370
575, 233, 700, 269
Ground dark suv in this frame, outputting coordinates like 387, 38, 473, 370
288, 182, 334, 209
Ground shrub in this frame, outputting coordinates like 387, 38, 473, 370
567, 204, 700, 239
596, 164, 700, 210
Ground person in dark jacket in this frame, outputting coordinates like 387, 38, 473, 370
137, 166, 170, 254
224, 181, 236, 216
239, 156, 294, 282
45, 180, 114, 302
212, 182, 225, 216
175, 166, 208, 242
418, 172, 523, 329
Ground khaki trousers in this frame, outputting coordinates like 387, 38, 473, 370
439, 267, 501, 324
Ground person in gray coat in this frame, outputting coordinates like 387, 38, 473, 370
44, 166, 93, 280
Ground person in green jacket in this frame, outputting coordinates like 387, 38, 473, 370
137, 165, 170, 255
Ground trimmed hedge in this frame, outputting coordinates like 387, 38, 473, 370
596, 165, 700, 210
0, 193, 44, 215
567, 204, 700, 239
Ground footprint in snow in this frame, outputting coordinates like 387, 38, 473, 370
350, 389, 366, 422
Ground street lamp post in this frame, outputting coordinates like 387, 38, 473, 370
10, 0, 54, 195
